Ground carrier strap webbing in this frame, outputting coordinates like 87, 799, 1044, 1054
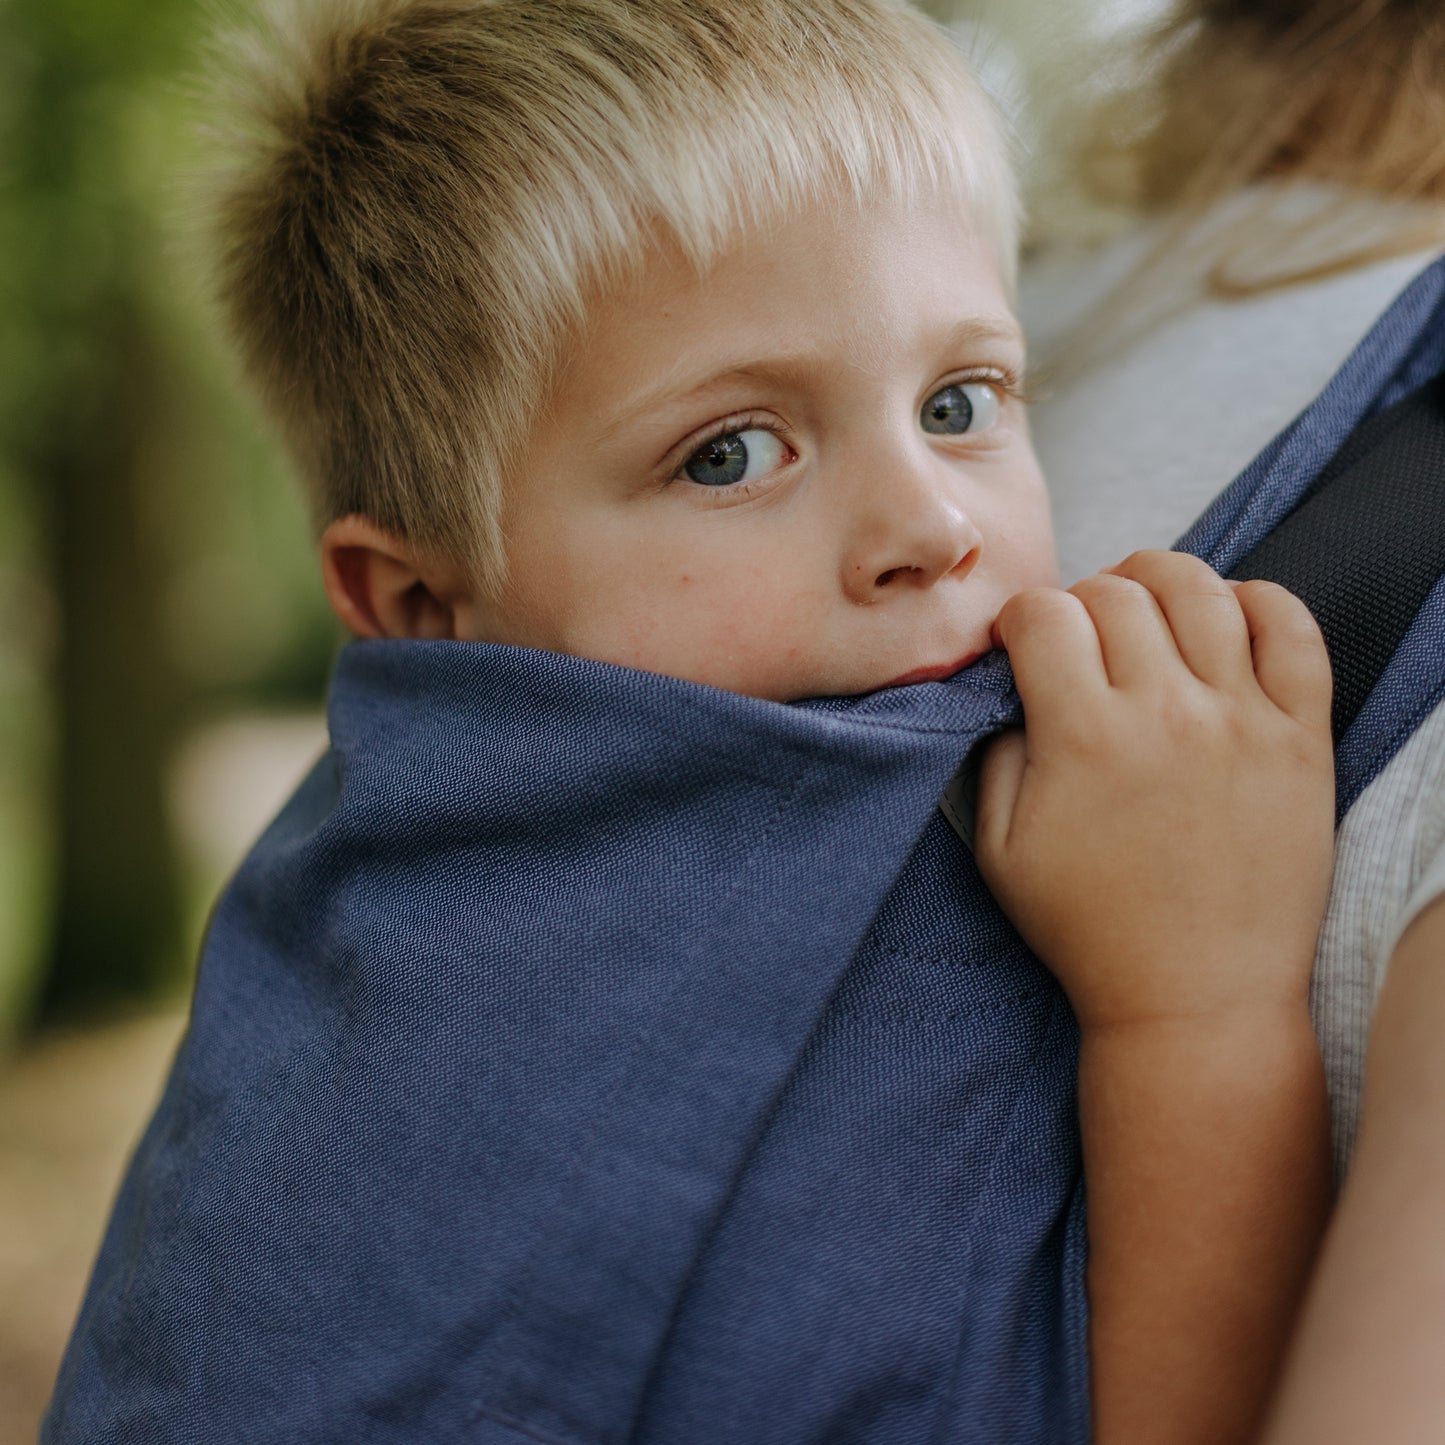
1229, 376, 1445, 739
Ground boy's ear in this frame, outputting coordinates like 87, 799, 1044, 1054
320, 515, 473, 641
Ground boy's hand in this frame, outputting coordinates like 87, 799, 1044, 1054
979, 550, 1335, 1444
975, 549, 1334, 1035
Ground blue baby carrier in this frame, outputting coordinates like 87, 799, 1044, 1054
45, 258, 1445, 1445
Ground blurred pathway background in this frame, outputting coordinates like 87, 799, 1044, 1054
0, 1010, 185, 1439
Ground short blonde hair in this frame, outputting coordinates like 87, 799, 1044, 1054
207, 0, 1018, 592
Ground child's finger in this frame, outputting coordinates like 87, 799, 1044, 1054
993, 587, 1107, 718
1103, 551, 1253, 690
1068, 571, 1179, 689
1232, 579, 1332, 724
975, 728, 1027, 867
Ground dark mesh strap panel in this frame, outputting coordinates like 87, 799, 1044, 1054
1228, 378, 1445, 739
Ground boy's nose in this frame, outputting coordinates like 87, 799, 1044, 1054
842, 476, 984, 604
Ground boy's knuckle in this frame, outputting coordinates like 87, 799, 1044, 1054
1054, 715, 1101, 756
1115, 547, 1169, 577
1007, 588, 1074, 634
1073, 573, 1147, 610
1115, 550, 1223, 597
998, 588, 1039, 625
1159, 688, 1211, 738
1063, 698, 1141, 760
1236, 577, 1286, 601
1239, 577, 1317, 628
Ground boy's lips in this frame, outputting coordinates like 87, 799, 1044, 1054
882, 649, 988, 688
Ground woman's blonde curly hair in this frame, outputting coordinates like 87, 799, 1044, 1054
1082, 0, 1445, 295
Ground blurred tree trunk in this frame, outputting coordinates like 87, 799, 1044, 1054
11, 2, 188, 1024
35, 298, 184, 1021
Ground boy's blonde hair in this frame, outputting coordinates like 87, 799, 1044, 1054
210, 0, 1017, 592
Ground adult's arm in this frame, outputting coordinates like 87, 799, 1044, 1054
1264, 892, 1445, 1444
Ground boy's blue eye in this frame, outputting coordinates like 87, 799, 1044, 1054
683, 428, 787, 487
921, 382, 1001, 436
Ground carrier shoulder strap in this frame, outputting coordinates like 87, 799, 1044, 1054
1229, 375, 1445, 739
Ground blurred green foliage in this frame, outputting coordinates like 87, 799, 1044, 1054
0, 0, 335, 1041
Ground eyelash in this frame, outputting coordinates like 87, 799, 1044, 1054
959, 366, 1031, 407
663, 366, 1031, 489
666, 411, 795, 491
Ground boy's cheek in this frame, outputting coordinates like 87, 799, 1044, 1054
606, 572, 814, 687
993, 485, 1061, 595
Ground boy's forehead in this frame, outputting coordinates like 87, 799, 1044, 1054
555, 195, 1022, 423
591, 316, 1026, 440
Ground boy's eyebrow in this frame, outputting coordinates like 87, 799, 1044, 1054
594, 316, 1025, 439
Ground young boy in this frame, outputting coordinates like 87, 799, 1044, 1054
47, 2, 1334, 1441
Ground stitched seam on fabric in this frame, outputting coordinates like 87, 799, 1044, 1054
885, 948, 992, 969
928, 985, 1077, 1445
468, 1406, 576, 1444
471, 752, 816, 1444
840, 946, 1022, 976
1063, 1168, 1092, 1437
830, 984, 1049, 1027
835, 704, 1016, 740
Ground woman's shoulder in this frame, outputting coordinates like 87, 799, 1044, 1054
1021, 184, 1444, 371
1019, 186, 1445, 581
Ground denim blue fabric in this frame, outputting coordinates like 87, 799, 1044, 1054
45, 255, 1445, 1445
